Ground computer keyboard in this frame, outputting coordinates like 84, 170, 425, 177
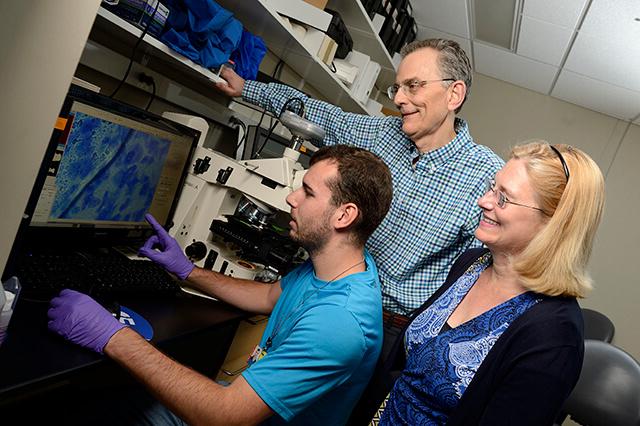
16, 251, 180, 299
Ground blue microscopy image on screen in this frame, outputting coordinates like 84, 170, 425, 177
50, 112, 171, 222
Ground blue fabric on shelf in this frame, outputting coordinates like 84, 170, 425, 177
160, 0, 243, 69
230, 29, 267, 80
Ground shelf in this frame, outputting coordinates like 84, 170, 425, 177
92, 8, 224, 85
214, 0, 369, 114
90, 2, 394, 115
326, 0, 397, 92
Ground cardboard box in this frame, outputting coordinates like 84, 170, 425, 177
303, 0, 328, 9
318, 36, 338, 66
302, 26, 338, 66
382, 106, 401, 117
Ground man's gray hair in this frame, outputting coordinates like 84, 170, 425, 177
400, 39, 473, 113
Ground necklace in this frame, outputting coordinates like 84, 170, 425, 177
263, 257, 366, 353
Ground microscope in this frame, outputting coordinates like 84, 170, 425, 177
168, 109, 325, 288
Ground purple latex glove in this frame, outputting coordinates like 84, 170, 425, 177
47, 289, 126, 354
138, 213, 194, 280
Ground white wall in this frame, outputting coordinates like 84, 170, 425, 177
588, 124, 640, 359
462, 73, 639, 360
0, 1, 101, 276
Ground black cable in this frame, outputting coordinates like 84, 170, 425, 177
109, 1, 160, 99
254, 120, 280, 159
235, 132, 247, 158
281, 97, 305, 117
230, 117, 247, 158
250, 59, 285, 158
254, 97, 306, 159
144, 78, 156, 111
273, 59, 285, 81
252, 107, 269, 158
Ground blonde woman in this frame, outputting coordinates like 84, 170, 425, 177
369, 142, 605, 425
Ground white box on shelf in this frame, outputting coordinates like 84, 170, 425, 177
365, 98, 384, 116
267, 0, 332, 31
302, 26, 337, 65
352, 60, 381, 104
343, 50, 371, 88
290, 21, 307, 40
333, 59, 359, 85
392, 52, 402, 69
372, 13, 385, 33
302, 26, 326, 56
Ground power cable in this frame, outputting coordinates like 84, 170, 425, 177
230, 116, 248, 158
109, 1, 161, 99
250, 59, 285, 158
254, 97, 305, 159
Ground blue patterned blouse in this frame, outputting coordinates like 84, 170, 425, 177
380, 253, 541, 425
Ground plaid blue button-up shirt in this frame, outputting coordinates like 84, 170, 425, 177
243, 81, 504, 314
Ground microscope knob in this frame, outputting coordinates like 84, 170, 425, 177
185, 241, 207, 261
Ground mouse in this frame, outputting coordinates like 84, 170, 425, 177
92, 293, 121, 320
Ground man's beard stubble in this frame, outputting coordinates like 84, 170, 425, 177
291, 209, 333, 256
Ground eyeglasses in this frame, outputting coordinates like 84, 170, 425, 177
484, 177, 546, 214
549, 145, 570, 182
386, 78, 455, 100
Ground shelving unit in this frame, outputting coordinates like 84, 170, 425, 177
91, 8, 224, 86
90, 1, 398, 115
215, 0, 369, 114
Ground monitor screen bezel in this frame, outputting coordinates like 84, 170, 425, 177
16, 84, 200, 249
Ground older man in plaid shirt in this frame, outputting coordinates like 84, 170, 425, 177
216, 38, 503, 338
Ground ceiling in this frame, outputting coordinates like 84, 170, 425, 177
411, 0, 640, 124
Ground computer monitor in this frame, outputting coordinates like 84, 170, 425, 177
18, 84, 200, 247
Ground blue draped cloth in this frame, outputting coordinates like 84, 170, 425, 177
230, 29, 267, 80
160, 0, 264, 76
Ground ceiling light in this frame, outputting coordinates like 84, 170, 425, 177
473, 0, 520, 50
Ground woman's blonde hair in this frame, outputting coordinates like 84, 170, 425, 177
511, 141, 605, 297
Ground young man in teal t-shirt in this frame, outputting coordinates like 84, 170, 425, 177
48, 145, 393, 425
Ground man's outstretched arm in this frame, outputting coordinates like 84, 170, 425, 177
106, 327, 273, 426
48, 290, 273, 426
214, 66, 388, 150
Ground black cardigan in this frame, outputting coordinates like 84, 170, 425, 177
351, 248, 585, 426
